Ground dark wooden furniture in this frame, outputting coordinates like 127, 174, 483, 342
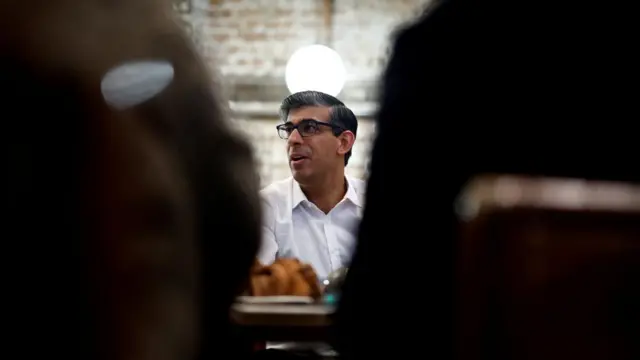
455, 175, 640, 360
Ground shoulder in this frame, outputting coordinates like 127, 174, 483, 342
346, 175, 367, 196
260, 177, 293, 204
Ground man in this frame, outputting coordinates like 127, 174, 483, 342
258, 90, 365, 281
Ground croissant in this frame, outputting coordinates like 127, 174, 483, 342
248, 258, 322, 299
249, 274, 270, 296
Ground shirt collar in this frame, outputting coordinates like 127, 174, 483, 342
291, 176, 362, 210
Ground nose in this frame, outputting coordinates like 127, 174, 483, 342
287, 128, 304, 146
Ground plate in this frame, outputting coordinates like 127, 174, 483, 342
236, 296, 315, 304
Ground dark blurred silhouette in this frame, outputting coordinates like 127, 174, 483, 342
2, 1, 260, 360
336, 0, 638, 359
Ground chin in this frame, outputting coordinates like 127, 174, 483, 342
291, 169, 312, 184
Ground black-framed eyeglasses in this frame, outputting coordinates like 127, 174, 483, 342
276, 119, 344, 140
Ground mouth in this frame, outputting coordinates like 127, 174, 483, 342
289, 154, 309, 165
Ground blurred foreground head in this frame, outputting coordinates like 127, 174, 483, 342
336, 0, 637, 359
2, 1, 260, 359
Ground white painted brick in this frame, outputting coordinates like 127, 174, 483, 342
192, 0, 427, 80
178, 0, 421, 187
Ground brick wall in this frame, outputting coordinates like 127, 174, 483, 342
201, 0, 425, 80
177, 0, 426, 186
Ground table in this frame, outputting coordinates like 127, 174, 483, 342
230, 302, 336, 342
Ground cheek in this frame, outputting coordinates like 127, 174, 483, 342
307, 140, 324, 156
311, 139, 338, 159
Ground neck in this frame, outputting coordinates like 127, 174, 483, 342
300, 168, 347, 214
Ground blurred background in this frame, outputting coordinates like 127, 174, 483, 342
174, 0, 426, 185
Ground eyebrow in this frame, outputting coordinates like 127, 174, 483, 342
283, 119, 318, 125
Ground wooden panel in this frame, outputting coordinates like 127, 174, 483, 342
456, 175, 640, 360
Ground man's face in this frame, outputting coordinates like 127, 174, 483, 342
285, 106, 343, 184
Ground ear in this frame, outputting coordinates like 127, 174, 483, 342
336, 130, 355, 157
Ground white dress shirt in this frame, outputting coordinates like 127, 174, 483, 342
258, 175, 366, 280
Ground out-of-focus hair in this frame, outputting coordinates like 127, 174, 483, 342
2, 1, 260, 359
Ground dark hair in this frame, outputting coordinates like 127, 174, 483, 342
280, 90, 358, 166
3, 1, 260, 359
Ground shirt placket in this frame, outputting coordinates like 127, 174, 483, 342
324, 211, 342, 271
